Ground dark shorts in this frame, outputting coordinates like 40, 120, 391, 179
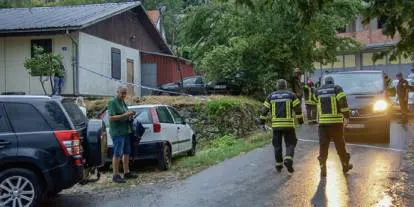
112, 135, 131, 158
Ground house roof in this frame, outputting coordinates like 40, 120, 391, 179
147, 10, 160, 25
0, 1, 173, 54
0, 2, 140, 33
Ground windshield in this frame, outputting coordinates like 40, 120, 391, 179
324, 73, 384, 95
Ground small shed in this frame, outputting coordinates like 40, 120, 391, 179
140, 51, 195, 95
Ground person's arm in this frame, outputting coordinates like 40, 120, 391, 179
108, 101, 133, 121
292, 94, 304, 124
259, 96, 271, 125
335, 86, 350, 119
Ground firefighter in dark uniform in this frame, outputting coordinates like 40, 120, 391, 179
304, 80, 318, 123
291, 68, 303, 101
396, 73, 410, 122
260, 79, 304, 173
315, 76, 353, 177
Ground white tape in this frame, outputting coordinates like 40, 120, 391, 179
298, 138, 405, 152
79, 66, 191, 96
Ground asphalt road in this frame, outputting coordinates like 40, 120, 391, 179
45, 120, 411, 207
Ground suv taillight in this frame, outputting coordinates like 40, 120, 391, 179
54, 130, 82, 157
150, 108, 161, 133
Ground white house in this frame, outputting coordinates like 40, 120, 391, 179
0, 1, 172, 96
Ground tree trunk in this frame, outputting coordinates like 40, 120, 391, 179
39, 76, 47, 95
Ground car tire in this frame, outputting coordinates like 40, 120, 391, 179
187, 137, 196, 156
0, 168, 43, 207
158, 144, 172, 171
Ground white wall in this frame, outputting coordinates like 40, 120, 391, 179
0, 38, 5, 94
78, 32, 141, 97
0, 35, 74, 95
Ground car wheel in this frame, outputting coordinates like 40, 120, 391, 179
158, 144, 172, 171
187, 137, 196, 156
0, 168, 43, 207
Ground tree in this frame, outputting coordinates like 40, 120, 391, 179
363, 0, 414, 61
179, 0, 362, 96
24, 47, 64, 95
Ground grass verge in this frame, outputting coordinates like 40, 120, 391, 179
172, 132, 272, 171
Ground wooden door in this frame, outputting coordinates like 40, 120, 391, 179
127, 59, 135, 96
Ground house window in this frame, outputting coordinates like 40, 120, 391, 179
31, 39, 52, 57
111, 48, 121, 80
332, 56, 344, 69
344, 55, 356, 68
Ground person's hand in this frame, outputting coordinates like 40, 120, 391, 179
260, 124, 267, 133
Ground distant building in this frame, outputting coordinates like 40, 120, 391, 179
312, 15, 412, 81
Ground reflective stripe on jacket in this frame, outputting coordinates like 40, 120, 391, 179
315, 84, 349, 125
304, 85, 317, 105
260, 90, 303, 129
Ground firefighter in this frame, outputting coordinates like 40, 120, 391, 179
315, 76, 352, 177
304, 79, 318, 123
396, 73, 410, 122
259, 79, 304, 173
384, 74, 394, 98
291, 68, 303, 101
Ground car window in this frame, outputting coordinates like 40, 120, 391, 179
195, 77, 204, 85
38, 101, 71, 130
103, 111, 109, 126
0, 105, 11, 133
61, 100, 87, 129
168, 107, 185, 124
5, 103, 50, 133
156, 107, 174, 124
131, 108, 152, 124
183, 77, 197, 86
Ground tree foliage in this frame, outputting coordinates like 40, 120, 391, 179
363, 0, 414, 61
24, 47, 63, 95
179, 0, 362, 95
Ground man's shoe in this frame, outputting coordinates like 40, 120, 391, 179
124, 172, 138, 179
276, 165, 283, 173
343, 163, 353, 174
112, 175, 126, 183
284, 161, 294, 173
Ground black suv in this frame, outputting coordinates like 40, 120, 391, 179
0, 96, 106, 207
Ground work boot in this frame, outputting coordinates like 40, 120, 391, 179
284, 160, 294, 173
341, 153, 353, 174
320, 165, 327, 177
275, 165, 283, 173
124, 172, 138, 179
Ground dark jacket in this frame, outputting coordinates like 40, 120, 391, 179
315, 84, 349, 125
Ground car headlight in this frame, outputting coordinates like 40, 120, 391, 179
373, 100, 388, 112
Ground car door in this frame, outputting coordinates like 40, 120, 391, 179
156, 106, 179, 154
0, 103, 17, 159
168, 107, 192, 152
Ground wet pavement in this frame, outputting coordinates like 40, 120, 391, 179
44, 120, 413, 207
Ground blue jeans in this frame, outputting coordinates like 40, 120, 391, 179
53, 77, 64, 95
112, 135, 131, 158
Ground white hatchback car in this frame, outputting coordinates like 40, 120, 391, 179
102, 104, 196, 170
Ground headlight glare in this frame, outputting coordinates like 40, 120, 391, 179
373, 100, 388, 112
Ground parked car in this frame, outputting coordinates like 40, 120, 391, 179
155, 75, 243, 96
322, 71, 390, 143
155, 76, 207, 96
101, 104, 196, 170
0, 95, 106, 206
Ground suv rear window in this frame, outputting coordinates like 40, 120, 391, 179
39, 101, 71, 130
61, 100, 87, 129
131, 108, 152, 124
5, 103, 50, 133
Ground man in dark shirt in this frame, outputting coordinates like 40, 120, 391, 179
396, 73, 410, 122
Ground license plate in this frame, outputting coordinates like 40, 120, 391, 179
214, 85, 226, 89
346, 124, 365, 129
